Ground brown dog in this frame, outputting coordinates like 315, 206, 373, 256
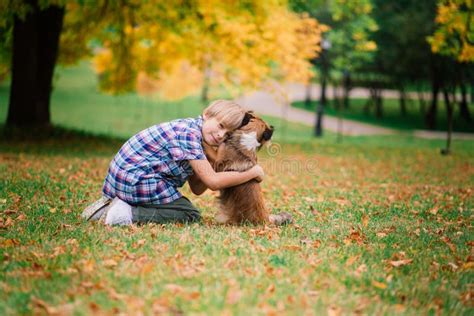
205, 112, 292, 225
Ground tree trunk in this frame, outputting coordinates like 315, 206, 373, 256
334, 85, 343, 142
201, 61, 211, 105
441, 89, 454, 155
342, 70, 351, 109
417, 89, 426, 116
314, 74, 327, 137
370, 86, 383, 119
6, 1, 65, 128
314, 48, 329, 137
375, 91, 383, 119
459, 83, 472, 122
399, 87, 407, 116
343, 83, 350, 110
470, 82, 474, 104
305, 83, 312, 109
425, 80, 439, 130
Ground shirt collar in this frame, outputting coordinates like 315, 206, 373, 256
195, 115, 203, 131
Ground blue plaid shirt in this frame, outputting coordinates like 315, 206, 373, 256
102, 116, 206, 204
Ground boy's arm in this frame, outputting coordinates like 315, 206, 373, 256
189, 159, 263, 191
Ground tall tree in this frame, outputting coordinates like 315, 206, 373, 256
1, 0, 325, 128
428, 0, 473, 123
3, 1, 65, 128
428, 0, 474, 62
290, 0, 377, 136
370, 0, 448, 128
428, 0, 474, 153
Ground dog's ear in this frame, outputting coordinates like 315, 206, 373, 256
262, 126, 274, 141
240, 112, 253, 128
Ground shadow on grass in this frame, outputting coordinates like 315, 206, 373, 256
0, 124, 126, 157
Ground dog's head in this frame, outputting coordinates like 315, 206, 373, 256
236, 112, 273, 151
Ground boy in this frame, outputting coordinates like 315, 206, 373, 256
81, 100, 264, 226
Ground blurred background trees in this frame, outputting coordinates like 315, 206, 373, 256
0, 0, 324, 127
0, 0, 473, 136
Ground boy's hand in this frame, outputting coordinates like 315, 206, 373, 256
250, 165, 264, 182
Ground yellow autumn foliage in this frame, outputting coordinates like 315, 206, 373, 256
429, 0, 474, 62
81, 0, 325, 96
93, 49, 112, 75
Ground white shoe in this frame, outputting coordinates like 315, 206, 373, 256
104, 197, 133, 226
81, 196, 112, 221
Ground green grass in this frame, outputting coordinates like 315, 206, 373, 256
293, 98, 474, 133
1, 130, 473, 315
1, 62, 474, 314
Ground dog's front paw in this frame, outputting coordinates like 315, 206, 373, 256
215, 212, 230, 224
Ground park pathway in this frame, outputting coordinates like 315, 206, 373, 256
236, 83, 474, 140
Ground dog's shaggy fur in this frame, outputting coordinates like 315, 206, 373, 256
209, 113, 274, 224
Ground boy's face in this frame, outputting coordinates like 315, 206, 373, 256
202, 116, 230, 146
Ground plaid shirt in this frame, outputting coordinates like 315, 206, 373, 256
102, 116, 206, 205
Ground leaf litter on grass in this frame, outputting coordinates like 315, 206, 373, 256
0, 136, 473, 315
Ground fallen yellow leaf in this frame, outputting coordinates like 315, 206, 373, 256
361, 214, 369, 227
372, 280, 387, 289
462, 262, 474, 270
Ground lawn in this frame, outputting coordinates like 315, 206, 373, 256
293, 98, 474, 134
1, 63, 473, 315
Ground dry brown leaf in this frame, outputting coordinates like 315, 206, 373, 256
441, 236, 457, 252
226, 288, 241, 305
132, 239, 146, 249
345, 255, 360, 267
3, 218, 14, 228
152, 297, 173, 314
354, 264, 367, 277
361, 214, 369, 227
307, 290, 319, 297
327, 305, 342, 316
300, 237, 312, 245
140, 262, 154, 275
447, 262, 459, 271
31, 297, 77, 315
188, 291, 200, 300
103, 259, 118, 268
224, 257, 238, 269
389, 259, 413, 267
429, 207, 439, 215
78, 259, 95, 273
108, 288, 127, 300
265, 283, 275, 294
394, 304, 406, 312
284, 244, 302, 251
2, 238, 19, 247
462, 262, 474, 270
164, 284, 184, 294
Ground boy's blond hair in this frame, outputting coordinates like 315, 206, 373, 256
203, 100, 246, 131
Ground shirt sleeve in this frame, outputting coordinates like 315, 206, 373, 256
167, 129, 206, 161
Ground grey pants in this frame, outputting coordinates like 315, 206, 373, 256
131, 196, 201, 224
